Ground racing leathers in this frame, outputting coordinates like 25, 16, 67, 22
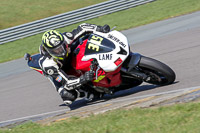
39, 23, 110, 105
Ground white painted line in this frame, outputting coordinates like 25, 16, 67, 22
0, 108, 70, 125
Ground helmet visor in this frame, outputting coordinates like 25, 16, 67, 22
47, 44, 67, 57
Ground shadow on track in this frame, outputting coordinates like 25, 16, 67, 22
60, 84, 159, 110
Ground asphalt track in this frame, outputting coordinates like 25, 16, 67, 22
1, 11, 200, 126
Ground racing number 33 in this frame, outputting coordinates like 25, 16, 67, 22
88, 35, 103, 51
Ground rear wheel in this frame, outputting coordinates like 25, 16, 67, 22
138, 56, 176, 85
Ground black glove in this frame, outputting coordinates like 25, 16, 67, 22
97, 24, 110, 33
80, 71, 94, 84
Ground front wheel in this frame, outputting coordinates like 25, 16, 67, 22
138, 56, 176, 85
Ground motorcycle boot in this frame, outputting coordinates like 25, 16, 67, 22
58, 87, 78, 105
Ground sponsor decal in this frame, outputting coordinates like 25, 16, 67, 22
114, 57, 122, 66
99, 54, 112, 60
56, 75, 62, 82
108, 34, 126, 48
94, 75, 105, 83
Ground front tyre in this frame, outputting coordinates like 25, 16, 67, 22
138, 56, 176, 85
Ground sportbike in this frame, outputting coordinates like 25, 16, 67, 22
25, 30, 176, 97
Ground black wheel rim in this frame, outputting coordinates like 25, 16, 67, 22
140, 68, 169, 85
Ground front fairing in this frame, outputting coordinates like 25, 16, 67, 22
82, 31, 130, 72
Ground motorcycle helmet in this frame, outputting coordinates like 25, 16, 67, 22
42, 30, 68, 60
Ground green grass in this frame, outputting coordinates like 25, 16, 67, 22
1, 102, 200, 133
1, 0, 200, 63
0, 0, 107, 30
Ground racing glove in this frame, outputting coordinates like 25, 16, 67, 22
80, 71, 94, 84
97, 24, 110, 33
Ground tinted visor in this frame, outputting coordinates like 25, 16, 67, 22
47, 43, 67, 57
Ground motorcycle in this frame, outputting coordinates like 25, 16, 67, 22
25, 30, 176, 96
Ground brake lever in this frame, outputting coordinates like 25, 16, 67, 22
90, 59, 99, 80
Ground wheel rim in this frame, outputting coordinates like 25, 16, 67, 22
141, 68, 169, 85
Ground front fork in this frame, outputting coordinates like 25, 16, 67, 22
121, 53, 148, 80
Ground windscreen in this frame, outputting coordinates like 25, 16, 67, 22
84, 34, 116, 55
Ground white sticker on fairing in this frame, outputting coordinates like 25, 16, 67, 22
82, 30, 129, 72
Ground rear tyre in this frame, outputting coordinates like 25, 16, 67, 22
138, 56, 176, 85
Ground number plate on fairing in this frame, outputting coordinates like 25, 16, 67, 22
82, 30, 130, 72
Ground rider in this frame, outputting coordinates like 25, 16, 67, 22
39, 23, 110, 105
